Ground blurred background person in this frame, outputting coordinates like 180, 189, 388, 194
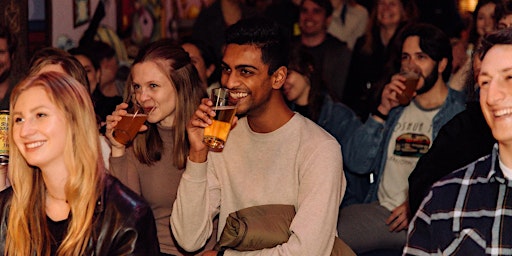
342, 0, 418, 121
0, 24, 17, 110
180, 37, 220, 95
327, 0, 369, 49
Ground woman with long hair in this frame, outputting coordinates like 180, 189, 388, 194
106, 39, 215, 255
343, 0, 418, 120
0, 71, 158, 255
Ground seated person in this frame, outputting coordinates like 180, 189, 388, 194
338, 23, 465, 254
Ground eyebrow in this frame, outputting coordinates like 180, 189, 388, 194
221, 61, 258, 71
12, 105, 48, 116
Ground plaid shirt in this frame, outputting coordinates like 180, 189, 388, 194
404, 144, 512, 256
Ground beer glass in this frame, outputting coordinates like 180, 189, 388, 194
397, 65, 422, 105
203, 88, 237, 150
113, 104, 154, 145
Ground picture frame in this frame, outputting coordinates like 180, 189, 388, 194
73, 0, 90, 28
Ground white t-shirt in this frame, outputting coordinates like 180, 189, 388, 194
378, 102, 439, 211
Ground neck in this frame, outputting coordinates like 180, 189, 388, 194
301, 33, 327, 47
499, 143, 512, 170
247, 91, 294, 133
414, 78, 448, 110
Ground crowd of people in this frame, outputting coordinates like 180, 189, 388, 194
0, 0, 511, 255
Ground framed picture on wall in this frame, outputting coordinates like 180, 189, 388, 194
73, 0, 90, 27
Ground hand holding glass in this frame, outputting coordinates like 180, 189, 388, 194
397, 65, 421, 105
113, 104, 154, 145
203, 88, 237, 150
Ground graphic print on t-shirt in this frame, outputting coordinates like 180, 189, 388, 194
393, 133, 431, 157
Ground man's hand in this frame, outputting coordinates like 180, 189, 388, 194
385, 201, 411, 232
187, 98, 216, 163
378, 73, 415, 115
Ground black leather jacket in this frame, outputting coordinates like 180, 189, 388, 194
0, 175, 160, 255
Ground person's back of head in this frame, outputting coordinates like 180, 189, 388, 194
479, 27, 512, 57
28, 47, 90, 91
225, 16, 290, 75
400, 23, 453, 82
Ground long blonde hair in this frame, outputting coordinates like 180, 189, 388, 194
6, 72, 104, 255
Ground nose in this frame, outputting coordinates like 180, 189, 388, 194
19, 118, 36, 138
136, 87, 152, 103
485, 79, 505, 106
222, 72, 239, 90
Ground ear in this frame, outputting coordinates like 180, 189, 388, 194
206, 64, 215, 78
271, 66, 287, 90
438, 57, 448, 73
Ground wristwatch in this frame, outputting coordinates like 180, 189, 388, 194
372, 108, 388, 121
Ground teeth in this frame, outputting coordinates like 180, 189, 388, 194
26, 141, 44, 149
495, 108, 512, 117
230, 92, 248, 99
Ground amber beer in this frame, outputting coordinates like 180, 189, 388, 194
398, 67, 421, 105
203, 106, 237, 149
113, 113, 148, 145
0, 111, 8, 165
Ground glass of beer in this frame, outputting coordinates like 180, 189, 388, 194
113, 103, 154, 145
203, 88, 237, 150
398, 64, 422, 105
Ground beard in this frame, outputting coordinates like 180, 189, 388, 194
416, 63, 438, 95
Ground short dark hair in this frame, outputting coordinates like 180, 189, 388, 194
225, 16, 289, 75
400, 23, 453, 82
300, 0, 333, 17
0, 23, 16, 56
68, 46, 100, 71
479, 27, 512, 60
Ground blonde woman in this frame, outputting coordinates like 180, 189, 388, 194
0, 72, 158, 255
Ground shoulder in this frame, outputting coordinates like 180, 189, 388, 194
294, 114, 340, 145
447, 88, 466, 104
433, 154, 492, 188
102, 175, 152, 219
324, 34, 350, 51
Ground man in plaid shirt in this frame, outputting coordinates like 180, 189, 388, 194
404, 28, 512, 255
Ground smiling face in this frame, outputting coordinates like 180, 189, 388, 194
12, 86, 68, 171
478, 44, 512, 147
221, 44, 276, 116
299, 0, 330, 38
377, 0, 404, 28
476, 3, 496, 38
283, 70, 310, 104
131, 60, 178, 127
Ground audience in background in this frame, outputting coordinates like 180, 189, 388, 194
294, 0, 352, 102
450, 0, 500, 91
191, 0, 256, 62
343, 0, 418, 120
180, 37, 220, 95
327, 0, 369, 49
0, 24, 17, 110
